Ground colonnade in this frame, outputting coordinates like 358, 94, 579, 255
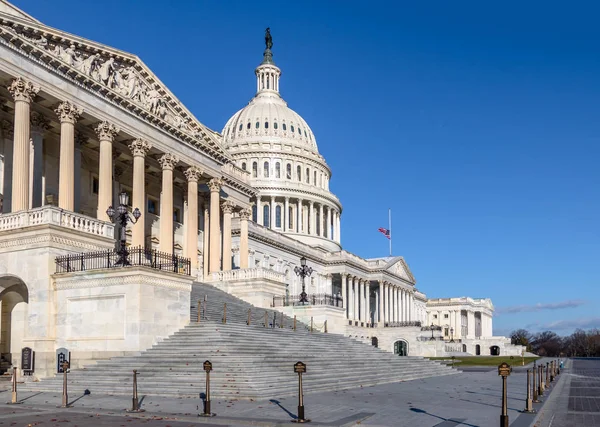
430, 309, 493, 339
255, 194, 340, 242
2, 76, 251, 275
339, 274, 414, 327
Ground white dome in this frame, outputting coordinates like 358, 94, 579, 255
221, 40, 342, 251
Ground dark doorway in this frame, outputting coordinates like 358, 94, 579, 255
462, 344, 467, 353
371, 337, 378, 348
475, 344, 481, 355
394, 340, 408, 356
490, 345, 500, 356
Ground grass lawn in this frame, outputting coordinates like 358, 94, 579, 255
428, 356, 540, 367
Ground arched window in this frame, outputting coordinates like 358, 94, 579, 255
275, 205, 282, 228
241, 162, 247, 171
247, 122, 251, 129
305, 168, 310, 183
275, 162, 281, 178
263, 161, 269, 178
286, 164, 292, 179
255, 122, 259, 129
313, 171, 317, 185
289, 206, 294, 229
298, 127, 302, 134
296, 165, 301, 181
265, 121, 269, 129
291, 125, 295, 133
238, 124, 243, 131
252, 162, 257, 178
252, 204, 257, 222
283, 123, 287, 131
274, 122, 278, 130
263, 205, 270, 228
320, 173, 323, 187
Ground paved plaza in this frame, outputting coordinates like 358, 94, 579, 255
0, 360, 563, 427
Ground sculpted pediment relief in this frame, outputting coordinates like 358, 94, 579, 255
385, 257, 415, 284
0, 14, 231, 163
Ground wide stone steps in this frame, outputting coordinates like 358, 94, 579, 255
23, 282, 458, 398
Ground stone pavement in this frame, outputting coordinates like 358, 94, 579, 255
0, 362, 553, 427
534, 358, 600, 427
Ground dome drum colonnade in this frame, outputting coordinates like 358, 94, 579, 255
1, 75, 251, 275
339, 273, 416, 327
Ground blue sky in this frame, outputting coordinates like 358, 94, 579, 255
13, 0, 599, 336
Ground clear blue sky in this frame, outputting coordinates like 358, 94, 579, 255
13, 0, 599, 336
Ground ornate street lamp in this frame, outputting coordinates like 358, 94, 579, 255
430, 323, 436, 341
106, 191, 141, 266
450, 327, 455, 343
294, 256, 312, 304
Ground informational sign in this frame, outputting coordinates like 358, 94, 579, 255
498, 362, 511, 377
56, 348, 70, 373
21, 347, 34, 374
294, 361, 306, 374
203, 360, 212, 372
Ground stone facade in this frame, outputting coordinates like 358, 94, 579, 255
0, 0, 524, 379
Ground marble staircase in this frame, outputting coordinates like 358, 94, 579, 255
22, 283, 458, 399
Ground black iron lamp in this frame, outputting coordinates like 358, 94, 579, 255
106, 191, 142, 266
294, 256, 313, 304
430, 323, 436, 340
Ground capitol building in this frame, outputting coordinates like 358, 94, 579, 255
0, 0, 522, 379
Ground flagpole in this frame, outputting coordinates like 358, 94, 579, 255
389, 208, 392, 256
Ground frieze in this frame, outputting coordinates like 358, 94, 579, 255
54, 272, 192, 291
0, 19, 230, 164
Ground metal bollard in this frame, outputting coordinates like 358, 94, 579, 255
532, 362, 539, 403
203, 298, 207, 321
61, 361, 71, 408
310, 317, 313, 333
127, 370, 145, 412
264, 311, 268, 328
524, 369, 534, 412
199, 360, 215, 417
546, 362, 550, 386
273, 312, 277, 329
197, 300, 201, 323
247, 308, 251, 326
292, 362, 310, 423
6, 367, 22, 405
538, 365, 544, 396
222, 303, 227, 324
324, 320, 327, 334
293, 315, 297, 331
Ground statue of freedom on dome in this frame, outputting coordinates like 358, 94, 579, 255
265, 27, 273, 50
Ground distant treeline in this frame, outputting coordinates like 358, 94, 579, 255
511, 328, 600, 357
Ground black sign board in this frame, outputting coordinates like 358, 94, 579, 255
56, 348, 70, 373
203, 360, 212, 372
21, 347, 34, 373
498, 362, 511, 377
294, 361, 306, 374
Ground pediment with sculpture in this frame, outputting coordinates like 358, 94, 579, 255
0, 13, 230, 163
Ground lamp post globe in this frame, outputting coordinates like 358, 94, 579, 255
294, 256, 312, 304
106, 191, 141, 267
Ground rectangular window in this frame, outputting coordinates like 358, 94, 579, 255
444, 314, 449, 319
147, 199, 158, 215
173, 208, 181, 223
91, 176, 99, 195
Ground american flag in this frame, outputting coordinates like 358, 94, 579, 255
378, 227, 391, 240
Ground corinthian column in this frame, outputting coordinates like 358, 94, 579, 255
308, 201, 314, 235
158, 153, 179, 253
128, 139, 152, 247
208, 178, 222, 273
54, 101, 82, 211
340, 273, 348, 319
378, 281, 385, 326
326, 206, 332, 239
318, 204, 324, 237
353, 276, 359, 322
239, 208, 251, 268
221, 200, 234, 271
184, 166, 203, 269
95, 121, 119, 220
8, 78, 39, 212
365, 280, 371, 325
202, 198, 209, 279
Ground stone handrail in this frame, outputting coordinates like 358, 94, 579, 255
207, 267, 286, 283
0, 206, 114, 238
221, 163, 250, 183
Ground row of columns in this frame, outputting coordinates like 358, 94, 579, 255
3, 76, 251, 275
340, 274, 415, 326
255, 194, 340, 242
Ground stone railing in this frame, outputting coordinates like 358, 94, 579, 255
221, 163, 250, 183
207, 267, 286, 283
0, 206, 114, 238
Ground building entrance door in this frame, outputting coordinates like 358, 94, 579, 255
394, 340, 408, 356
